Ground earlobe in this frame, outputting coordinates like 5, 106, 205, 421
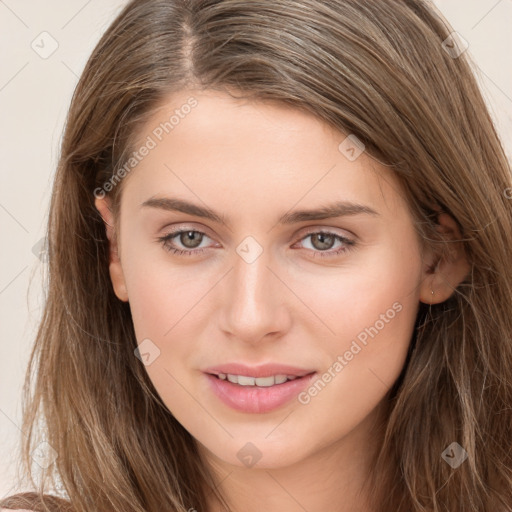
94, 196, 129, 302
419, 212, 470, 305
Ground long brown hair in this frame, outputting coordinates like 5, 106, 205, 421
2, 0, 512, 510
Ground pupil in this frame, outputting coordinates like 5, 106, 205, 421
182, 231, 202, 248
314, 233, 333, 250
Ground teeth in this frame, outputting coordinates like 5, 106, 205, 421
217, 373, 298, 386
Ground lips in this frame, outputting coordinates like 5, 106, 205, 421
205, 371, 317, 413
203, 362, 316, 379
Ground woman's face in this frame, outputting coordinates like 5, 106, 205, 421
97, 88, 434, 470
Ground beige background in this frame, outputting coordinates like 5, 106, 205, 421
1, 0, 511, 497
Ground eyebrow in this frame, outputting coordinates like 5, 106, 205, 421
140, 196, 379, 226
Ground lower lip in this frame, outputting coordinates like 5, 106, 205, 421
205, 372, 317, 414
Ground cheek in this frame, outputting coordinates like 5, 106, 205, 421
123, 257, 206, 401
293, 240, 421, 403
287, 234, 421, 347
121, 238, 204, 341
125, 273, 174, 342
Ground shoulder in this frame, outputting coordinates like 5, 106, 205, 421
0, 492, 72, 512
1, 509, 37, 512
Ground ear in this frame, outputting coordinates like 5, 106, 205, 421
95, 196, 129, 302
419, 212, 470, 305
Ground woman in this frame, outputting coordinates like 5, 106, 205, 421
2, 0, 511, 510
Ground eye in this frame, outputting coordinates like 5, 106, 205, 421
156, 228, 356, 259
157, 229, 213, 256
293, 230, 356, 259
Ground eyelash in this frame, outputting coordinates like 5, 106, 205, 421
156, 228, 356, 260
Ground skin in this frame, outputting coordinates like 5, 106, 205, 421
95, 88, 469, 512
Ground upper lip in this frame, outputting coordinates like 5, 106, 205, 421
203, 363, 316, 378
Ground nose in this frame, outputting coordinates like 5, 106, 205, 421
218, 240, 292, 344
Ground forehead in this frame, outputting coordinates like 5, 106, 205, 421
122, 89, 407, 221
